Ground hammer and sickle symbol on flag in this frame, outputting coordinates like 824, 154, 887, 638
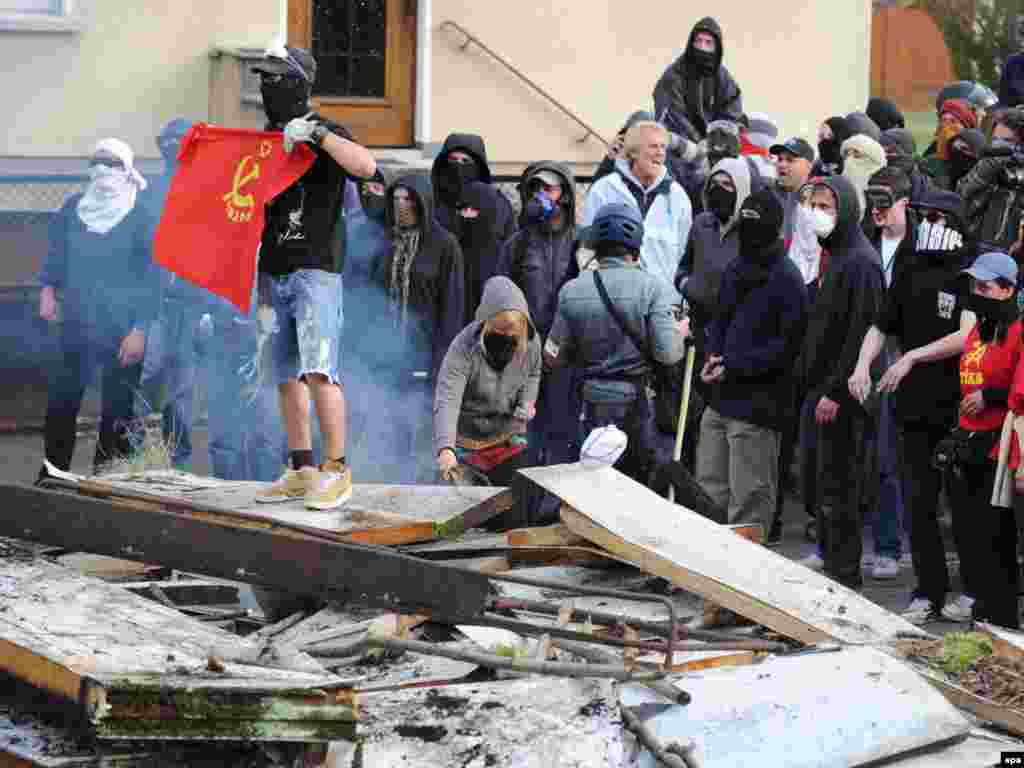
223, 155, 260, 222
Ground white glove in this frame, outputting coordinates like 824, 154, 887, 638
283, 117, 319, 154
198, 313, 214, 339
580, 425, 628, 468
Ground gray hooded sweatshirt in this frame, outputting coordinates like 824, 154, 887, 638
675, 156, 752, 312
433, 276, 542, 455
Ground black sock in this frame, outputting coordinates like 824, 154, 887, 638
291, 450, 315, 470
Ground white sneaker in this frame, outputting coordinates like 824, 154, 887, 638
799, 552, 824, 571
941, 594, 975, 623
903, 597, 940, 625
871, 556, 900, 580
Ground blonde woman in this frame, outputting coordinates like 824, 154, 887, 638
434, 277, 541, 525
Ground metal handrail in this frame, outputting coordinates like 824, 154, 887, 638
440, 20, 609, 149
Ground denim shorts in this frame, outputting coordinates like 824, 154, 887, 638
267, 269, 344, 386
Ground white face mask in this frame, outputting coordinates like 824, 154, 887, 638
810, 207, 836, 239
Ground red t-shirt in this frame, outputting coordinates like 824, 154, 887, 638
960, 319, 1024, 434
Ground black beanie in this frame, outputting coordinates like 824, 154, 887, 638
738, 187, 784, 250
824, 117, 854, 147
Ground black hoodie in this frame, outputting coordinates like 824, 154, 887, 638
498, 161, 577, 337
364, 174, 466, 377
797, 175, 885, 410
652, 17, 743, 141
430, 133, 516, 241
456, 181, 513, 317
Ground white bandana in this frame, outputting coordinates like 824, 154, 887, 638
77, 138, 147, 234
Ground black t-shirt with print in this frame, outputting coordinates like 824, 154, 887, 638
877, 249, 971, 427
259, 115, 355, 277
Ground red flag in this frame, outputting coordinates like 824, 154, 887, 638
153, 123, 316, 314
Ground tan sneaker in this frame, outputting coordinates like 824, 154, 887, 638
255, 467, 319, 504
305, 460, 353, 510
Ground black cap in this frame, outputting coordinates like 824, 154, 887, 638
770, 137, 815, 163
252, 45, 317, 84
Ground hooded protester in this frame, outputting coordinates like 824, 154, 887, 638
584, 120, 693, 296
430, 133, 516, 242
840, 134, 888, 231
851, 187, 979, 624
921, 98, 978, 190
866, 98, 906, 132
947, 128, 985, 192
653, 17, 743, 143
38, 138, 159, 478
435, 276, 541, 527
845, 112, 883, 143
880, 128, 930, 202
455, 180, 514, 316
958, 107, 1024, 251
135, 118, 210, 471
349, 174, 466, 484
675, 157, 752, 392
813, 117, 853, 177
697, 187, 808, 537
498, 162, 579, 522
796, 175, 885, 589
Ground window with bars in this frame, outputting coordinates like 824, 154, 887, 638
311, 0, 386, 98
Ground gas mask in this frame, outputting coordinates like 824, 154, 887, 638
261, 74, 311, 128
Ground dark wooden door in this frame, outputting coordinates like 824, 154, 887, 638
288, 0, 416, 147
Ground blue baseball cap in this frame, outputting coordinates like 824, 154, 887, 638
962, 251, 1019, 284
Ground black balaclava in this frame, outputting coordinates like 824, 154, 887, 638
360, 170, 388, 222
866, 97, 906, 132
261, 74, 312, 129
437, 152, 482, 207
706, 125, 741, 169
819, 117, 853, 173
458, 182, 504, 311
705, 176, 737, 224
948, 128, 986, 189
738, 187, 784, 256
483, 331, 518, 371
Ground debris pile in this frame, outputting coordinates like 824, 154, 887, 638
0, 463, 1020, 766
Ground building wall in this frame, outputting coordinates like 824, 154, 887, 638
429, 0, 872, 168
1, 0, 278, 160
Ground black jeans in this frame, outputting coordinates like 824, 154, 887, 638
817, 404, 867, 590
901, 423, 952, 608
946, 459, 1020, 628
44, 337, 142, 472
581, 393, 655, 484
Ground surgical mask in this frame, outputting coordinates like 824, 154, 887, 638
261, 75, 310, 127
483, 332, 518, 371
810, 208, 836, 239
705, 184, 736, 224
915, 219, 963, 253
394, 197, 418, 229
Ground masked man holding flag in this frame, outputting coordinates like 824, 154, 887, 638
250, 44, 376, 510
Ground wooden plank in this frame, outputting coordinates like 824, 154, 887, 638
79, 472, 510, 546
0, 484, 491, 619
54, 555, 159, 583
506, 524, 586, 548
522, 463, 925, 645
634, 649, 758, 674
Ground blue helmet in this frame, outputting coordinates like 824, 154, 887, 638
588, 203, 644, 251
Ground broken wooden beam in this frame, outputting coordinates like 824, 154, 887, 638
506, 524, 586, 548
0, 483, 491, 618
0, 558, 360, 744
520, 464, 927, 645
